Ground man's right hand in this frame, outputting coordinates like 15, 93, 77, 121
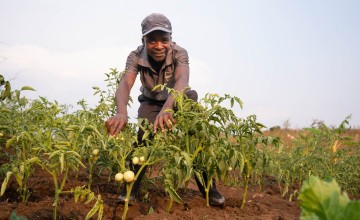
105, 113, 128, 136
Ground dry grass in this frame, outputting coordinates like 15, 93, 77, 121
263, 128, 360, 150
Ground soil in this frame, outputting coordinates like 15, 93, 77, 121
0, 165, 301, 220
2, 128, 359, 219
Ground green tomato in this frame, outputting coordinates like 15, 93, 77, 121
123, 171, 135, 182
115, 173, 124, 182
132, 157, 139, 165
92, 149, 100, 156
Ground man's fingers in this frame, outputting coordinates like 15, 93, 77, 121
112, 128, 120, 136
154, 113, 175, 133
164, 118, 172, 130
168, 114, 176, 125
110, 124, 117, 136
164, 113, 176, 130
117, 121, 126, 135
106, 116, 127, 136
105, 120, 112, 132
153, 118, 159, 133
106, 118, 117, 133
158, 116, 165, 133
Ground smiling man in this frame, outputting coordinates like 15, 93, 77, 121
105, 13, 225, 206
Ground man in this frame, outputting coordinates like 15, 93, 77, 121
105, 13, 225, 206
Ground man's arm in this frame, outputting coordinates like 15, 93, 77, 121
105, 72, 137, 136
153, 65, 189, 133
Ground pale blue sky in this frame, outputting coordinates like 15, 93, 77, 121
1, 0, 359, 128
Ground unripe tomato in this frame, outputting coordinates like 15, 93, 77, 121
139, 156, 145, 162
132, 157, 139, 165
115, 173, 124, 182
123, 171, 135, 182
228, 166, 233, 171
92, 149, 100, 156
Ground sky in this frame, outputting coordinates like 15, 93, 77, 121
1, 0, 359, 129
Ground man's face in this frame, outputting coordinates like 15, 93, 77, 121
144, 30, 171, 63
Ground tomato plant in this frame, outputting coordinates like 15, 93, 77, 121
0, 89, 46, 202
268, 116, 360, 199
2, 71, 359, 220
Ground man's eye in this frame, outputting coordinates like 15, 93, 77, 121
162, 40, 168, 44
146, 39, 155, 44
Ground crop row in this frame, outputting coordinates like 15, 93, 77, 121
1, 71, 359, 219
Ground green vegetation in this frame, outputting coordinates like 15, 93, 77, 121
299, 176, 360, 220
1, 71, 359, 220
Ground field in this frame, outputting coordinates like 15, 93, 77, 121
1, 128, 359, 220
0, 158, 301, 220
1, 72, 359, 219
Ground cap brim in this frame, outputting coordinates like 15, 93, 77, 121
142, 27, 172, 36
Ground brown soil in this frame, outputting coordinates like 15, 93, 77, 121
0, 166, 301, 220
2, 129, 359, 219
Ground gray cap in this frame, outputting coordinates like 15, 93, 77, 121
141, 13, 172, 36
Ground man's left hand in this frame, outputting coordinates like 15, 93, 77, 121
154, 110, 176, 133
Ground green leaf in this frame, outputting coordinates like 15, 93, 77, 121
74, 187, 82, 203
165, 185, 183, 204
85, 199, 100, 220
237, 153, 245, 175
343, 201, 360, 220
194, 171, 205, 187
298, 176, 360, 220
230, 98, 234, 108
6, 135, 17, 149
1, 81, 11, 100
97, 203, 104, 220
59, 153, 65, 173
180, 151, 192, 167
1, 172, 13, 196
14, 172, 23, 188
10, 211, 27, 220
142, 130, 150, 140
152, 84, 163, 91
25, 157, 40, 165
85, 192, 95, 204
234, 97, 243, 109
148, 206, 154, 215
20, 86, 36, 91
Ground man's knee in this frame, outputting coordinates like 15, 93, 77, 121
185, 90, 198, 102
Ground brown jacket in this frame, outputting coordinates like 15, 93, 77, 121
125, 42, 189, 101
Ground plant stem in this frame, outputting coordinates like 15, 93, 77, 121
59, 168, 69, 192
186, 131, 190, 154
205, 179, 212, 207
191, 145, 203, 162
88, 162, 93, 189
122, 163, 147, 220
52, 167, 69, 220
122, 183, 133, 220
166, 197, 173, 213
241, 174, 248, 209
241, 160, 251, 209
52, 172, 59, 220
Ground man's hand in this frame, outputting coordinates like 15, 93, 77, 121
105, 113, 128, 136
153, 110, 176, 133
